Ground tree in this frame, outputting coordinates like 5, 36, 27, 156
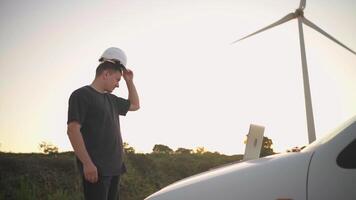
124, 142, 136, 154
287, 146, 305, 152
175, 148, 193, 154
260, 136, 275, 157
194, 146, 207, 154
152, 144, 173, 154
39, 141, 59, 154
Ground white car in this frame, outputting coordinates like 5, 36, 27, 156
145, 116, 356, 200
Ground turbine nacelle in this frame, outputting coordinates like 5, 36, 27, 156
294, 8, 304, 17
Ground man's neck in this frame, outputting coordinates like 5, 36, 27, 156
90, 81, 106, 93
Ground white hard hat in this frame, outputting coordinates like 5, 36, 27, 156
99, 47, 127, 67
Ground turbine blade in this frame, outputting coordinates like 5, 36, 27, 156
302, 17, 356, 55
231, 13, 296, 44
299, 0, 306, 9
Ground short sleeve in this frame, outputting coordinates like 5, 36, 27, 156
67, 91, 89, 124
114, 96, 130, 116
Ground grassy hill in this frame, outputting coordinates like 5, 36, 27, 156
0, 151, 242, 200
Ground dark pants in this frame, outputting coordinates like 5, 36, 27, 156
82, 175, 120, 200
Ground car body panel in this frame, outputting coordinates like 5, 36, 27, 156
307, 121, 356, 200
145, 116, 356, 200
145, 152, 313, 200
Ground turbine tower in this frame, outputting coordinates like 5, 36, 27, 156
232, 0, 356, 144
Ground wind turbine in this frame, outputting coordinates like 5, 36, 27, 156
232, 0, 356, 144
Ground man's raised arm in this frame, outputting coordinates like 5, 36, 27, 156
123, 69, 140, 111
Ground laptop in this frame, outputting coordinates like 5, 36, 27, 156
243, 124, 265, 161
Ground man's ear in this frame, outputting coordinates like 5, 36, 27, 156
102, 70, 110, 80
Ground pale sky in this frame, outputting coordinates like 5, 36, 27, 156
0, 0, 355, 155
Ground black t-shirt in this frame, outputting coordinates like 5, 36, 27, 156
67, 85, 130, 176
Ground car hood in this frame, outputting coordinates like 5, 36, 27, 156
145, 151, 314, 200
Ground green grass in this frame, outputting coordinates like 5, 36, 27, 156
0, 151, 242, 200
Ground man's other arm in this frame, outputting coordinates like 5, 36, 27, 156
67, 121, 98, 183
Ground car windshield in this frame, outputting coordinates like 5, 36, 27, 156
302, 117, 356, 152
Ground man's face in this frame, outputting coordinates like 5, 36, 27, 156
103, 70, 122, 93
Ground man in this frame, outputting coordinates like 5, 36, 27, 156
67, 47, 140, 200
